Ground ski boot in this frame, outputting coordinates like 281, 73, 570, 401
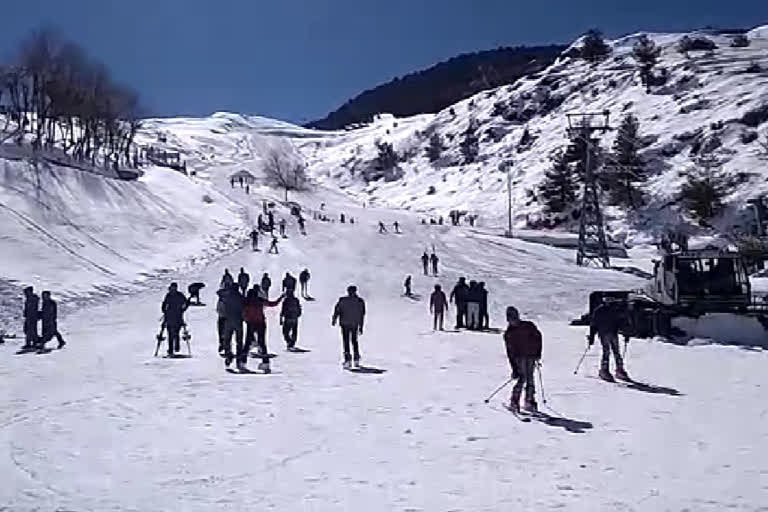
236, 361, 248, 373
615, 367, 631, 382
224, 353, 234, 367
507, 400, 520, 414
342, 359, 352, 370
523, 399, 538, 414
352, 356, 361, 369
598, 368, 615, 382
57, 340, 66, 350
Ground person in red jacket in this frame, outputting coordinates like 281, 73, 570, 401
503, 306, 542, 413
242, 285, 283, 372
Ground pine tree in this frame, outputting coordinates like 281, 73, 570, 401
631, 35, 661, 92
460, 118, 480, 164
539, 149, 577, 213
426, 133, 446, 162
679, 160, 728, 224
580, 29, 611, 62
374, 140, 398, 172
608, 113, 645, 208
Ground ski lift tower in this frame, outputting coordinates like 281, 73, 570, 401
567, 111, 611, 268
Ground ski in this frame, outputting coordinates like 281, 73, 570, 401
503, 404, 532, 422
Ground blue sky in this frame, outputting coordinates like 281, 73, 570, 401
1, 0, 766, 123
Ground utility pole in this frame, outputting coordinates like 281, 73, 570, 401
567, 111, 611, 268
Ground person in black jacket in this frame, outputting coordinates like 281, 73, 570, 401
282, 272, 297, 294
449, 277, 469, 329
237, 268, 250, 295
187, 282, 205, 306
421, 252, 429, 275
430, 253, 439, 276
478, 282, 489, 330
39, 291, 65, 349
299, 269, 311, 298
22, 286, 40, 349
466, 281, 481, 330
504, 306, 542, 413
589, 299, 630, 382
162, 283, 188, 356
280, 289, 302, 350
332, 285, 366, 368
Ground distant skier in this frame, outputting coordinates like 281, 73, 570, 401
237, 268, 250, 295
39, 291, 65, 350
479, 281, 489, 330
258, 214, 265, 232
280, 289, 302, 350
430, 284, 449, 331
450, 277, 469, 329
279, 218, 287, 237
589, 299, 631, 382
245, 184, 250, 194
220, 269, 235, 290
404, 275, 412, 297
187, 282, 205, 305
430, 252, 439, 276
161, 283, 188, 356
504, 306, 543, 413
393, 221, 401, 233
243, 286, 284, 372
230, 177, 235, 188
466, 281, 481, 330
22, 286, 40, 349
299, 268, 311, 298
340, 213, 346, 223
297, 216, 306, 235
250, 228, 259, 251
268, 235, 279, 254
282, 272, 297, 294
332, 285, 366, 369
261, 273, 272, 299
378, 221, 387, 234
421, 252, 429, 275
350, 217, 355, 224
438, 216, 444, 225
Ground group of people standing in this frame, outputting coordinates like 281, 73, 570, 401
20, 286, 66, 352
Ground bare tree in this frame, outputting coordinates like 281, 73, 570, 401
263, 145, 308, 201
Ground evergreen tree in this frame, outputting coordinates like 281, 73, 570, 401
580, 29, 611, 62
374, 140, 398, 172
631, 35, 661, 92
539, 149, 577, 213
426, 133, 446, 162
679, 160, 728, 224
460, 118, 480, 164
608, 113, 645, 208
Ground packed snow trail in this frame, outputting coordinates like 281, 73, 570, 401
2, 194, 768, 511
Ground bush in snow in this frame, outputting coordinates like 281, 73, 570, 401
730, 34, 750, 48
632, 35, 662, 92
677, 35, 717, 57
425, 133, 446, 162
739, 104, 768, 127
459, 118, 480, 164
679, 161, 728, 224
539, 149, 577, 213
579, 29, 611, 62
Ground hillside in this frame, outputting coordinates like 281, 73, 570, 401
307, 45, 565, 130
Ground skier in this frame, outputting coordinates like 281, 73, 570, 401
230, 177, 235, 188
245, 184, 250, 194
430, 252, 439, 276
421, 252, 429, 276
250, 228, 259, 251
429, 284, 449, 331
187, 282, 205, 305
340, 213, 345, 223
450, 277, 469, 329
280, 288, 302, 350
279, 218, 287, 237
378, 221, 387, 234
219, 282, 245, 368
404, 275, 412, 297
220, 269, 235, 290
503, 306, 543, 413
331, 285, 366, 369
393, 221, 401, 233
282, 272, 297, 294
243, 285, 284, 372
22, 286, 40, 349
237, 267, 250, 295
297, 216, 306, 235
161, 283, 188, 356
268, 235, 279, 254
466, 281, 481, 330
299, 268, 311, 298
39, 291, 65, 350
261, 273, 272, 299
350, 217, 355, 224
588, 299, 631, 382
479, 281, 489, 330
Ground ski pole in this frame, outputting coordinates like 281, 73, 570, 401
537, 363, 547, 405
484, 376, 514, 403
573, 345, 591, 375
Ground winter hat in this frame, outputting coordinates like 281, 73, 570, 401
347, 285, 357, 295
506, 306, 520, 322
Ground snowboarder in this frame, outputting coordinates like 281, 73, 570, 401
393, 221, 401, 234
299, 268, 311, 298
187, 282, 205, 306
22, 286, 40, 349
39, 291, 65, 349
261, 273, 272, 299
280, 289, 302, 350
279, 218, 287, 237
161, 283, 188, 356
331, 285, 366, 369
504, 306, 543, 413
243, 286, 284, 372
588, 299, 630, 382
404, 275, 412, 297
268, 236, 279, 254
378, 221, 387, 234
220, 269, 235, 290
430, 252, 439, 276
479, 281, 489, 330
282, 272, 297, 294
421, 252, 429, 275
450, 277, 469, 329
466, 281, 481, 330
237, 268, 250, 295
430, 284, 449, 331
250, 228, 259, 251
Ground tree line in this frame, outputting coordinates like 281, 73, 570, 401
0, 27, 142, 170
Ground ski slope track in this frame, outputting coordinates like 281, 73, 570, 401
1, 27, 768, 512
